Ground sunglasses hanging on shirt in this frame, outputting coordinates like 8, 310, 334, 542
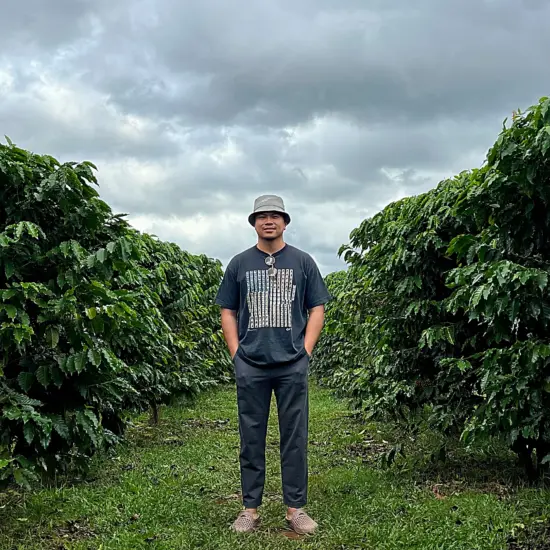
265, 255, 277, 277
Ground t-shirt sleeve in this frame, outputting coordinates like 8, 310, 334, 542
215, 258, 239, 310
304, 255, 331, 310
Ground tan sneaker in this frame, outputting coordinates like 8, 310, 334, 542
230, 510, 260, 533
286, 509, 318, 535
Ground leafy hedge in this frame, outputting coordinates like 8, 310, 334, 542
312, 97, 550, 478
0, 139, 231, 486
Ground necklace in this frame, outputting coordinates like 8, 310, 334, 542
264, 254, 277, 277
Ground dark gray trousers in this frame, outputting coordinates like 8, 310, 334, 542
234, 353, 309, 509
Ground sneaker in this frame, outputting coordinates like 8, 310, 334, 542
286, 509, 318, 535
230, 510, 260, 533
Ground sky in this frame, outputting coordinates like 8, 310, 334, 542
2, 0, 550, 275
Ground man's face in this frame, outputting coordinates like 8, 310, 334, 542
254, 212, 287, 240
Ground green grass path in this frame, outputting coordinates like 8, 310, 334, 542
1, 382, 549, 549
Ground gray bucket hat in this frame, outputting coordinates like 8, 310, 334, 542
248, 194, 291, 226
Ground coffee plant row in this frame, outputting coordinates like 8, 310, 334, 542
0, 139, 232, 487
312, 97, 550, 478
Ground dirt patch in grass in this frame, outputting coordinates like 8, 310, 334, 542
125, 417, 234, 448
345, 437, 393, 461
181, 418, 232, 430
413, 454, 543, 493
35, 518, 98, 548
279, 529, 306, 540
419, 479, 513, 501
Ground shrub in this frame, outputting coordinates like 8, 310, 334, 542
313, 97, 550, 477
0, 139, 230, 486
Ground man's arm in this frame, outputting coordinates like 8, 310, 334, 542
220, 308, 240, 359
304, 304, 325, 356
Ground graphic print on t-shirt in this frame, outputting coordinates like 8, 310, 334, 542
245, 268, 297, 328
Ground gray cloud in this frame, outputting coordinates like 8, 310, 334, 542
67, 0, 550, 129
1, 0, 549, 275
0, 0, 89, 51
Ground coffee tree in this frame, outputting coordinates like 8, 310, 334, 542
314, 97, 550, 477
0, 139, 230, 486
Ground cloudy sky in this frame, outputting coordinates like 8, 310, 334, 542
2, 0, 549, 275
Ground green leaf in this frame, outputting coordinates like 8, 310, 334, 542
456, 359, 472, 372
18, 371, 34, 392
83, 408, 99, 428
50, 366, 64, 388
27, 223, 40, 239
63, 355, 76, 374
13, 469, 28, 487
76, 410, 99, 446
74, 352, 87, 373
471, 286, 484, 308
15, 222, 24, 240
4, 260, 14, 279
537, 272, 548, 291
0, 233, 11, 247
36, 365, 51, 389
70, 240, 84, 259
120, 239, 130, 262
501, 142, 517, 157
19, 311, 30, 326
51, 415, 69, 439
88, 349, 102, 367
45, 326, 60, 348
0, 459, 10, 469
24, 422, 36, 445
14, 327, 24, 344
60, 241, 70, 257
91, 315, 104, 334
86, 307, 97, 319
57, 272, 66, 289
2, 304, 17, 320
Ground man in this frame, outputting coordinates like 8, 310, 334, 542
215, 194, 330, 535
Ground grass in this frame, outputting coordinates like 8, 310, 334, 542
1, 381, 549, 549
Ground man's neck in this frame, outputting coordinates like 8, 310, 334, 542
256, 237, 286, 255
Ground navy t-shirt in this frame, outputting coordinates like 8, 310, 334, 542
215, 243, 331, 367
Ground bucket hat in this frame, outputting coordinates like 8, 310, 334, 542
248, 194, 291, 226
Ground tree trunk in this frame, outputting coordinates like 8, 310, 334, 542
512, 436, 537, 481
150, 401, 159, 425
